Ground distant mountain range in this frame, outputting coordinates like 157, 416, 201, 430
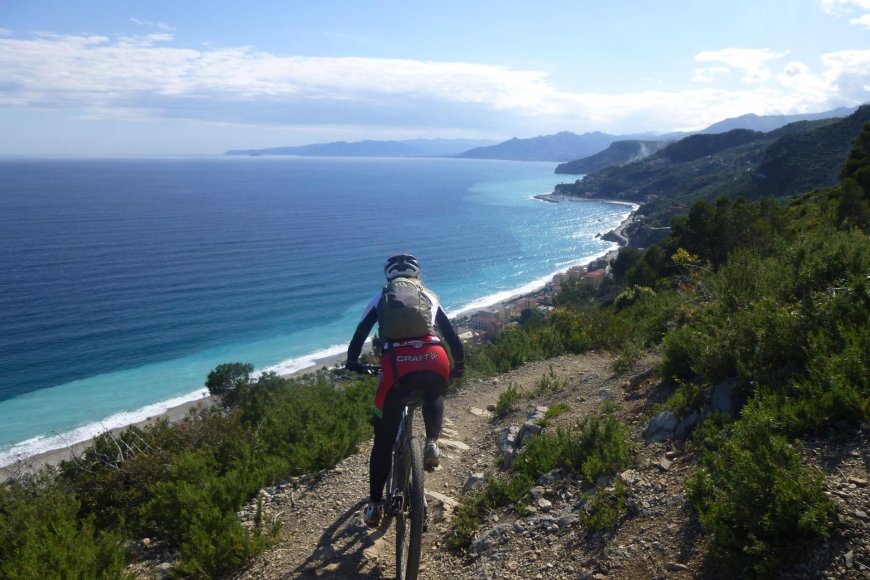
695, 107, 857, 135
225, 138, 498, 158
463, 107, 856, 163
454, 131, 622, 162
224, 106, 857, 162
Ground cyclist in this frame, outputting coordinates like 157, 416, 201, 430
346, 253, 464, 527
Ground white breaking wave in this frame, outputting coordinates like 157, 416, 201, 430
0, 388, 209, 468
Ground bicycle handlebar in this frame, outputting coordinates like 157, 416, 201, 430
351, 364, 381, 376
349, 362, 463, 380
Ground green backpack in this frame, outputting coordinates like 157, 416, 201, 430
377, 277, 435, 340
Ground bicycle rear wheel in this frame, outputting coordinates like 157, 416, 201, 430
395, 437, 425, 580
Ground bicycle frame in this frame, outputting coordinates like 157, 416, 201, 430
385, 396, 419, 517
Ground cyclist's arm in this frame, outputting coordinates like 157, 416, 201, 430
435, 307, 464, 364
347, 300, 378, 364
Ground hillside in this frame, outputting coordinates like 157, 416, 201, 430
555, 140, 671, 175
556, 107, 856, 175
553, 105, 870, 233
231, 353, 869, 580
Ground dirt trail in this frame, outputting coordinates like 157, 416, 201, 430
229, 351, 870, 579
233, 352, 637, 579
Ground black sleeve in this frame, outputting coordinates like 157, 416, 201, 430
347, 307, 378, 364
435, 307, 464, 363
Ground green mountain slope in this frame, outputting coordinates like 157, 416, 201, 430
554, 140, 670, 175
554, 105, 870, 230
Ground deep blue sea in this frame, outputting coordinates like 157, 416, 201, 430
0, 156, 632, 465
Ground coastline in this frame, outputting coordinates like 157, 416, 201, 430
0, 350, 350, 482
1, 208, 636, 482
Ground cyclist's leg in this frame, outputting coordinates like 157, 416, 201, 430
370, 399, 402, 503
421, 379, 446, 441
399, 371, 447, 470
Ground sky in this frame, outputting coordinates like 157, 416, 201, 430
1, 0, 869, 155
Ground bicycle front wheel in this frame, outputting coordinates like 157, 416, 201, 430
395, 437, 425, 580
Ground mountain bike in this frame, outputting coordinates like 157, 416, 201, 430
358, 364, 426, 580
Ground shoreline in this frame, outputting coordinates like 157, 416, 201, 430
0, 351, 350, 482
1, 209, 636, 481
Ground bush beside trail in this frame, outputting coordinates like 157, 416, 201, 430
0, 371, 376, 578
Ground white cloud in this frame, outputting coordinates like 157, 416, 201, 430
821, 0, 870, 14
0, 32, 867, 143
820, 49, 870, 102
0, 33, 555, 114
694, 48, 789, 84
692, 66, 731, 83
130, 18, 176, 32
821, 0, 870, 28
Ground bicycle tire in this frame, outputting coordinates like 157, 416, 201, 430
395, 437, 425, 580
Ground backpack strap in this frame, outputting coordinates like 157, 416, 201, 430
386, 341, 402, 391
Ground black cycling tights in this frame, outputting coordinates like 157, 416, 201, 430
369, 372, 446, 502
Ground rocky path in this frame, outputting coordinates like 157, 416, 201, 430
231, 352, 682, 579
224, 351, 869, 579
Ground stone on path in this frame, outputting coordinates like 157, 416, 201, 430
463, 472, 486, 493
425, 489, 460, 510
440, 438, 470, 452
441, 427, 459, 438
363, 537, 389, 561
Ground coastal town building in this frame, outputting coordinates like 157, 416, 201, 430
582, 268, 607, 285
453, 257, 618, 343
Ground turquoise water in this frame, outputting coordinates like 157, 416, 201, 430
0, 156, 631, 465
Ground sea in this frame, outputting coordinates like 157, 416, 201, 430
0, 156, 633, 467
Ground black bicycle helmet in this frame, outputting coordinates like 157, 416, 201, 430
384, 253, 421, 280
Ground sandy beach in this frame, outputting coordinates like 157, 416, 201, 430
0, 350, 350, 482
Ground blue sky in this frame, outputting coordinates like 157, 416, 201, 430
1, 0, 869, 155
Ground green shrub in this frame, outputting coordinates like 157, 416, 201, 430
579, 479, 627, 532
687, 405, 833, 577
708, 248, 788, 310
449, 473, 532, 549
495, 383, 521, 416
515, 416, 633, 486
614, 286, 682, 346
663, 378, 707, 416
611, 338, 643, 374
542, 403, 571, 423
548, 309, 596, 352
0, 477, 129, 579
450, 415, 633, 550
660, 324, 703, 381
206, 362, 255, 408
533, 365, 566, 396
50, 368, 375, 577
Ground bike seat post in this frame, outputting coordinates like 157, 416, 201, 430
402, 391, 424, 431
401, 391, 425, 411
394, 391, 424, 451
